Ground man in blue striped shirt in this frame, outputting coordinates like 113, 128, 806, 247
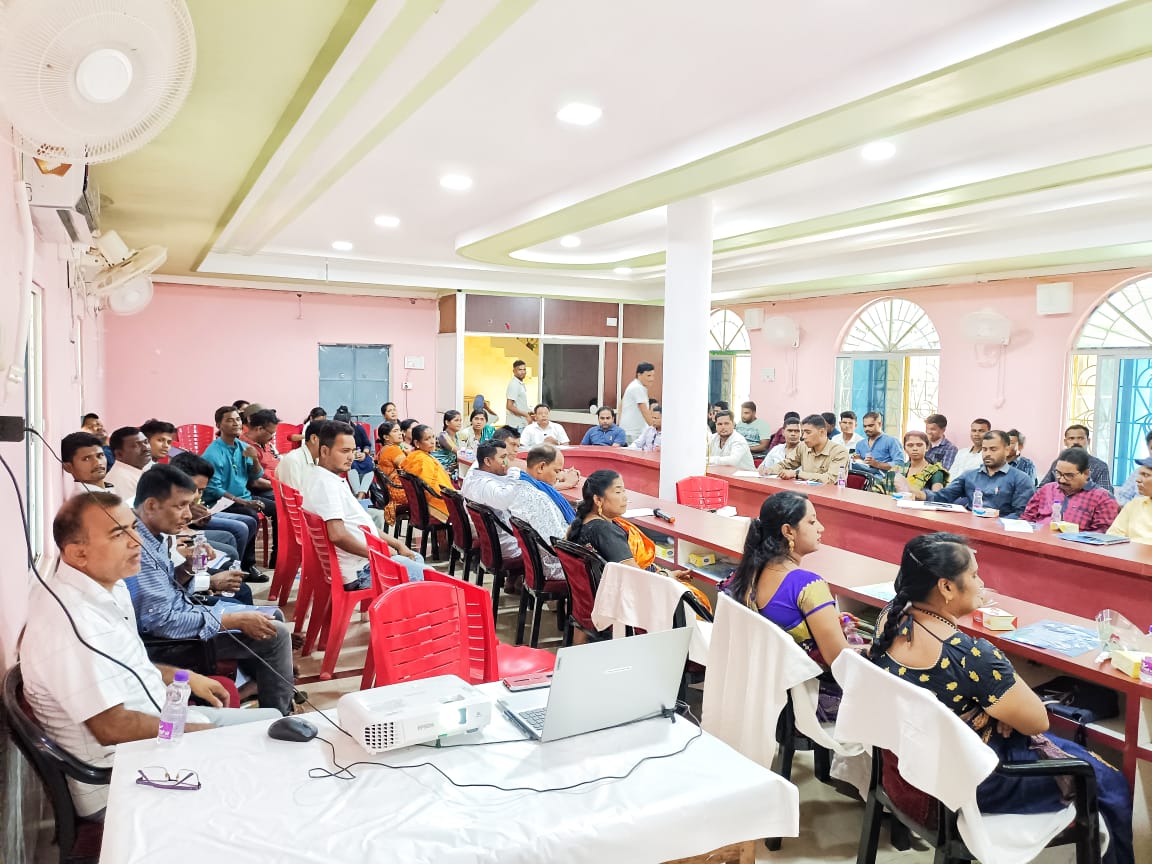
127, 464, 295, 715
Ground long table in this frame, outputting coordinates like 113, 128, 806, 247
558, 469, 1150, 857
708, 466, 1152, 629
100, 684, 798, 864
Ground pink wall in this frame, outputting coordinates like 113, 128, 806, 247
734, 269, 1148, 473
101, 284, 438, 430
0, 154, 100, 668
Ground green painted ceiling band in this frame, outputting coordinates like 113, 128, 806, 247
251, 0, 537, 250
457, 0, 1152, 269
193, 0, 379, 271
229, 1, 440, 251
719, 241, 1152, 300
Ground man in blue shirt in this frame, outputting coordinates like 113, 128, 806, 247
202, 405, 277, 565
127, 464, 295, 715
581, 407, 627, 447
853, 411, 906, 476
896, 429, 1035, 517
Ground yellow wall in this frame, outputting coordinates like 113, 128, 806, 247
463, 336, 540, 424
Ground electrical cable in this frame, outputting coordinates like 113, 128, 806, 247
20, 426, 353, 737
308, 704, 704, 791
0, 448, 163, 713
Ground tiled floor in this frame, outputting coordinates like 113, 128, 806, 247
260, 563, 937, 864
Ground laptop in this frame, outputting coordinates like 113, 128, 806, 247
499, 628, 692, 742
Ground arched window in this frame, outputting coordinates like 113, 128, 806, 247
708, 309, 751, 407
1070, 276, 1152, 487
835, 299, 940, 436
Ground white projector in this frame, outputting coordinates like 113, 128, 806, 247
336, 675, 492, 754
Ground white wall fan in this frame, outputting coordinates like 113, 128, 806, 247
0, 0, 193, 396
0, 0, 196, 164
82, 230, 165, 315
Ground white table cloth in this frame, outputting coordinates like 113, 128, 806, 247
100, 683, 798, 863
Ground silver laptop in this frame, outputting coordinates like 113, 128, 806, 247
499, 628, 692, 742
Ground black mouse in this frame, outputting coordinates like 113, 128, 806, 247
268, 716, 318, 743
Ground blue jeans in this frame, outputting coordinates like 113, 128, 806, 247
210, 512, 257, 570
347, 553, 426, 590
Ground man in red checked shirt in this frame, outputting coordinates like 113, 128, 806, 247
1021, 446, 1118, 532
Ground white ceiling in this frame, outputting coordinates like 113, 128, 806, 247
196, 0, 1152, 301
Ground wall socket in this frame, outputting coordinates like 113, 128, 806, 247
401, 381, 413, 390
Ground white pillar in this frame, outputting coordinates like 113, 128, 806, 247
660, 198, 713, 499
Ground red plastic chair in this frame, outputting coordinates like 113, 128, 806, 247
276, 422, 303, 453
509, 516, 568, 648
267, 477, 301, 606
675, 475, 729, 510
368, 582, 472, 687
423, 570, 555, 684
355, 528, 413, 689
440, 488, 480, 583
175, 423, 214, 455
551, 538, 608, 646
300, 510, 379, 681
464, 500, 524, 620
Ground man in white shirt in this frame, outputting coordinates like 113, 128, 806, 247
20, 493, 279, 818
276, 419, 324, 491
302, 421, 422, 589
708, 411, 755, 470
520, 404, 569, 448
838, 411, 864, 450
462, 440, 525, 563
104, 426, 152, 503
630, 404, 663, 452
620, 362, 657, 444
760, 417, 802, 473
948, 417, 992, 478
505, 359, 531, 430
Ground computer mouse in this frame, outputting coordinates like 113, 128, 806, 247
267, 716, 318, 743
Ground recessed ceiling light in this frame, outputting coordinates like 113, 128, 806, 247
559, 235, 581, 248
440, 173, 473, 191
614, 266, 632, 275
374, 214, 400, 228
331, 240, 353, 252
557, 102, 602, 126
860, 140, 896, 162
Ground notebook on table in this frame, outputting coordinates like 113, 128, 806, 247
1057, 532, 1130, 546
498, 628, 692, 742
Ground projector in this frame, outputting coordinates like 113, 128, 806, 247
337, 675, 492, 754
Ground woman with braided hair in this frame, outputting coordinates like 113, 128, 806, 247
722, 491, 852, 668
871, 532, 1132, 864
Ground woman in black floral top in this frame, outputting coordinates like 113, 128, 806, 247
871, 532, 1132, 864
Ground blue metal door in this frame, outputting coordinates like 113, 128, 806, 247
318, 344, 390, 430
1112, 357, 1152, 487
851, 358, 887, 419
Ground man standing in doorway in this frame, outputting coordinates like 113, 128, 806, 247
505, 360, 531, 431
620, 362, 657, 444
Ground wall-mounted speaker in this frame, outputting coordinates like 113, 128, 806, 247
1036, 282, 1073, 316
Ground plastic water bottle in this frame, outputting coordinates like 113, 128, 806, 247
841, 614, 866, 647
157, 670, 192, 744
1140, 656, 1152, 685
836, 465, 847, 489
972, 489, 985, 515
191, 531, 209, 572
1051, 500, 1063, 531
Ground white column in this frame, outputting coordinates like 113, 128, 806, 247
660, 198, 713, 499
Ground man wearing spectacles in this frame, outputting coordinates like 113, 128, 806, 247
20, 493, 280, 819
1021, 447, 1119, 532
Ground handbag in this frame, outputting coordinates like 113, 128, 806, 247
1038, 675, 1119, 743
